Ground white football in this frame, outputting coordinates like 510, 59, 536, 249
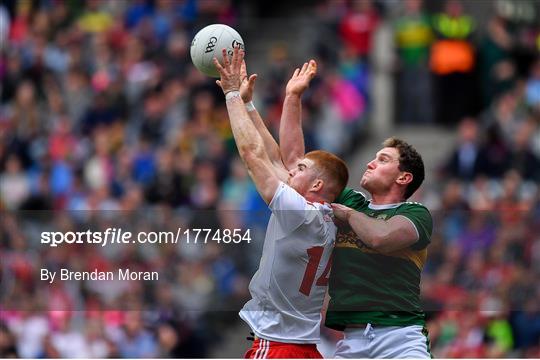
190, 24, 245, 78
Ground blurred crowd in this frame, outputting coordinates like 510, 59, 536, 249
0, 0, 264, 357
1, 0, 540, 358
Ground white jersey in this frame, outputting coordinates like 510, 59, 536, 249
240, 182, 336, 344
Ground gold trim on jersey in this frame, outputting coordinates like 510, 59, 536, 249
335, 230, 427, 270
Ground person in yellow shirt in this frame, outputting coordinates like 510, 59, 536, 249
77, 0, 113, 34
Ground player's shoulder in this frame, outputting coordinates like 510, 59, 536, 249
401, 200, 428, 207
336, 188, 368, 208
342, 188, 368, 198
303, 202, 334, 228
397, 201, 432, 216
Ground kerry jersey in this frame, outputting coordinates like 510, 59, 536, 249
325, 188, 433, 330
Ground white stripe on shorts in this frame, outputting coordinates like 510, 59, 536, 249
262, 339, 270, 358
254, 339, 264, 359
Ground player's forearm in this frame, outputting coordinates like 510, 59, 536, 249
346, 212, 417, 253
346, 211, 391, 251
226, 94, 266, 158
246, 106, 281, 164
279, 93, 305, 170
225, 93, 279, 203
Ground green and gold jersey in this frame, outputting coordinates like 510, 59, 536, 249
325, 188, 433, 330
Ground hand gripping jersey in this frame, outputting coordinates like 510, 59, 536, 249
240, 182, 336, 343
325, 188, 433, 330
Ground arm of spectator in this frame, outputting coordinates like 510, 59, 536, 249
214, 48, 281, 204
331, 203, 419, 253
279, 60, 317, 169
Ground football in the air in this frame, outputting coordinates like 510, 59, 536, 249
190, 24, 245, 78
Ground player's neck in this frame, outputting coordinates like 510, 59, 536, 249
305, 193, 329, 204
370, 191, 405, 205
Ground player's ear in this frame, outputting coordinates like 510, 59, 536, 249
311, 179, 324, 192
397, 172, 413, 186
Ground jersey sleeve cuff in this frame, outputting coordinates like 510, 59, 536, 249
268, 182, 286, 211
395, 215, 420, 242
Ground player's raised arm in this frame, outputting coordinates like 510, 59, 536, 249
214, 48, 280, 204
238, 61, 289, 181
279, 60, 317, 170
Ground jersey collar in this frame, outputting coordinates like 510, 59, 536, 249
367, 201, 404, 210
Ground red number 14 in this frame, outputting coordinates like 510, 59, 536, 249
299, 246, 332, 296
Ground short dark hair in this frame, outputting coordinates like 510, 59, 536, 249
305, 150, 349, 202
382, 137, 424, 200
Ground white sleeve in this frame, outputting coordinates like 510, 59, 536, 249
268, 182, 307, 233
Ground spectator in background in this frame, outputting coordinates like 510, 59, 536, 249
11, 80, 44, 140
156, 320, 207, 358
457, 211, 496, 258
220, 156, 253, 209
0, 322, 18, 357
144, 147, 187, 207
77, 0, 114, 34
525, 57, 540, 113
0, 154, 30, 210
339, 0, 379, 60
508, 120, 540, 182
115, 312, 158, 358
394, 0, 434, 124
49, 314, 93, 358
441, 117, 483, 180
430, 0, 478, 126
8, 0, 32, 46
479, 15, 515, 107
438, 179, 469, 244
0, 4, 10, 49
481, 89, 527, 148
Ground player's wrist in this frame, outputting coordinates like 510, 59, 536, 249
225, 90, 241, 100
285, 91, 302, 99
245, 101, 256, 112
345, 209, 353, 223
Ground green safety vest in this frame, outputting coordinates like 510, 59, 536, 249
433, 14, 474, 39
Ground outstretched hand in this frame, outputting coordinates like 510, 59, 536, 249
285, 59, 317, 97
213, 47, 244, 95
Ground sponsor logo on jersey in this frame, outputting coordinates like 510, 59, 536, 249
335, 230, 374, 252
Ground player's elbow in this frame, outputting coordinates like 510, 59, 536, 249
368, 229, 392, 252
370, 229, 415, 254
369, 236, 385, 252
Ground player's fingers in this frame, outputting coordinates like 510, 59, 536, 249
308, 59, 317, 78
248, 74, 257, 89
221, 48, 229, 68
231, 46, 238, 68
235, 49, 244, 72
241, 60, 248, 78
292, 68, 300, 78
300, 62, 308, 75
213, 57, 225, 73
216, 80, 222, 88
